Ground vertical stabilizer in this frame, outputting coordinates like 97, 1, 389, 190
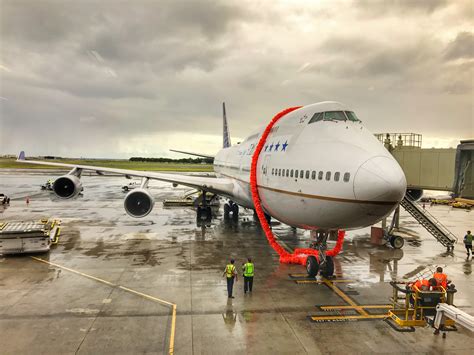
223, 102, 231, 148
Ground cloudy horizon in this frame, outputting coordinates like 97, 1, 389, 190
1, 0, 472, 158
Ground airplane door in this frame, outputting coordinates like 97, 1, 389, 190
263, 155, 271, 185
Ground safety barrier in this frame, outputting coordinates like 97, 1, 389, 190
249, 106, 345, 265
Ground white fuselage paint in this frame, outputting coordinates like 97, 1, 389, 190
213, 102, 407, 230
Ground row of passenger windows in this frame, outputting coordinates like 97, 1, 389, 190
308, 111, 361, 124
271, 168, 350, 182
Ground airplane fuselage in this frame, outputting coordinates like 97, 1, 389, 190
214, 102, 407, 230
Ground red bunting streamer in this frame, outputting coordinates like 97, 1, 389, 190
249, 106, 345, 265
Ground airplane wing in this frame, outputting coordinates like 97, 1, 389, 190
169, 149, 215, 159
16, 151, 234, 197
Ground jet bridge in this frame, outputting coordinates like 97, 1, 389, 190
375, 134, 473, 199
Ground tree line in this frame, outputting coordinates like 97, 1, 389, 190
129, 157, 212, 164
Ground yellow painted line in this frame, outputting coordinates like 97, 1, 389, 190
295, 279, 353, 284
118, 286, 174, 307
322, 279, 369, 316
311, 314, 389, 321
169, 304, 177, 355
31, 257, 177, 354
320, 305, 392, 310
31, 256, 115, 286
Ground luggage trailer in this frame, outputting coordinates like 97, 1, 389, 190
0, 219, 60, 255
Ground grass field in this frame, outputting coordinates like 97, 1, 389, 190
0, 158, 214, 172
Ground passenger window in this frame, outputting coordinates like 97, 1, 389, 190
290, 169, 294, 178
278, 169, 281, 176
300, 170, 304, 179
272, 168, 274, 175
326, 171, 331, 181
286, 169, 289, 177
305, 170, 309, 179
344, 172, 350, 182
318, 171, 323, 180
295, 170, 298, 178
312, 171, 316, 180
308, 112, 323, 124
334, 172, 340, 181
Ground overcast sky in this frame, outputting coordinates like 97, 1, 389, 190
1, 0, 472, 158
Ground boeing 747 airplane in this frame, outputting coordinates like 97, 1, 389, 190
17, 101, 407, 276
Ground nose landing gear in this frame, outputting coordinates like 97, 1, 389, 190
306, 230, 336, 278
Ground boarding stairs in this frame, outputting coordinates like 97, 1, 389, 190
400, 196, 458, 249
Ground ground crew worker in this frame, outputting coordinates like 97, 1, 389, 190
242, 258, 254, 294
411, 278, 437, 291
223, 259, 237, 298
464, 230, 473, 256
433, 267, 449, 288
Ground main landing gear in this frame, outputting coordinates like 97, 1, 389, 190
196, 191, 212, 224
306, 230, 335, 278
224, 200, 239, 220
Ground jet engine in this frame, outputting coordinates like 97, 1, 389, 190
53, 175, 83, 198
124, 188, 155, 218
406, 188, 423, 201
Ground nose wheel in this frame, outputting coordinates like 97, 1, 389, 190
306, 255, 319, 278
306, 230, 336, 278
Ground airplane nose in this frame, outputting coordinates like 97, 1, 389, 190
353, 156, 407, 202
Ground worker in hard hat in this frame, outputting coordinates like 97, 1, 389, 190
223, 259, 238, 298
242, 258, 254, 294
433, 267, 450, 288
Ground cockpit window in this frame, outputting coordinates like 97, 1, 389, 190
323, 111, 347, 121
308, 112, 323, 124
344, 111, 361, 122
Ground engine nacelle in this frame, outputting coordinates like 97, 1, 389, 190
53, 175, 83, 198
124, 188, 155, 218
406, 188, 423, 201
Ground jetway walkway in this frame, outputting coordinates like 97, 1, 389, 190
400, 196, 458, 249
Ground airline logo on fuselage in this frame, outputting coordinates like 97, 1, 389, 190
264, 140, 288, 152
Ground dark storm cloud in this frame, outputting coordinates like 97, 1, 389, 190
0, 1, 472, 157
444, 32, 474, 61
317, 37, 435, 79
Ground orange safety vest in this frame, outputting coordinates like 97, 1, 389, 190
412, 279, 430, 291
433, 273, 448, 288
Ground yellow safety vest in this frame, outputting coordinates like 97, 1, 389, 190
226, 264, 236, 278
243, 263, 254, 277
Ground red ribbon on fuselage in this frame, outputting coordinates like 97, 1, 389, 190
249, 106, 345, 265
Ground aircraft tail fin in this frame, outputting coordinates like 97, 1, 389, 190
223, 102, 231, 148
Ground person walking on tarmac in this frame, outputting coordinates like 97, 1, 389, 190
464, 230, 473, 256
242, 258, 254, 294
223, 259, 238, 298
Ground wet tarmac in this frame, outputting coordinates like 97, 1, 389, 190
0, 173, 473, 354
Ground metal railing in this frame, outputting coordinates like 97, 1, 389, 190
401, 196, 458, 247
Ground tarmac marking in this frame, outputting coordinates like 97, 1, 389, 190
322, 279, 369, 316
319, 305, 392, 310
31, 256, 177, 354
310, 314, 388, 322
295, 279, 353, 284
